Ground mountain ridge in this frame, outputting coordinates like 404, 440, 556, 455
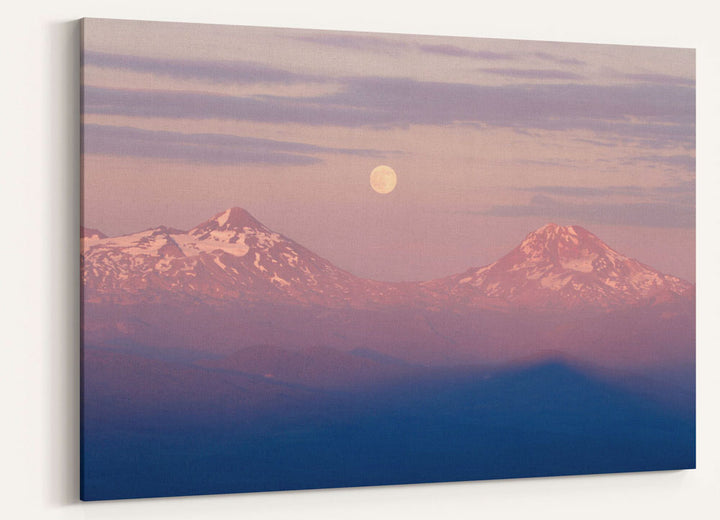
423, 222, 692, 309
82, 207, 693, 310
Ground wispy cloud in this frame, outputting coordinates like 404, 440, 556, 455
82, 85, 383, 125
481, 182, 695, 228
291, 33, 408, 52
533, 52, 585, 66
83, 124, 387, 165
515, 158, 581, 169
83, 77, 695, 148
619, 72, 695, 87
417, 44, 513, 60
630, 154, 696, 171
519, 182, 694, 198
83, 51, 324, 85
480, 68, 584, 80
484, 195, 693, 228
572, 137, 622, 148
516, 153, 695, 174
292, 34, 514, 61
521, 185, 644, 197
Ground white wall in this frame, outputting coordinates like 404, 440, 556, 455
2, 1, 718, 518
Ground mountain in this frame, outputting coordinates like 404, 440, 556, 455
81, 215, 696, 502
82, 209, 692, 311
195, 344, 418, 390
82, 207, 409, 306
82, 350, 695, 500
423, 223, 692, 310
81, 226, 107, 240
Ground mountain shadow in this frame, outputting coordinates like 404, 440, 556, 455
81, 353, 695, 500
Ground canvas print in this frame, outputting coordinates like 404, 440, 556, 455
80, 18, 696, 500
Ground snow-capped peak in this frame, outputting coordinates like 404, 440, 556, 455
180, 208, 276, 257
81, 207, 383, 307
515, 223, 617, 266
428, 223, 693, 309
197, 207, 265, 233
521, 223, 589, 247
82, 214, 693, 311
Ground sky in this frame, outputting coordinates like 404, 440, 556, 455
81, 18, 695, 282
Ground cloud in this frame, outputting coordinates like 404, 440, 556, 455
520, 182, 694, 198
291, 33, 408, 52
290, 35, 515, 61
482, 182, 695, 228
573, 132, 695, 151
83, 85, 387, 126
83, 51, 324, 85
82, 124, 387, 165
630, 154, 695, 171
484, 196, 693, 228
517, 153, 695, 174
619, 72, 695, 87
533, 52, 585, 66
293, 38, 514, 60
480, 68, 584, 80
573, 137, 625, 148
83, 77, 695, 148
317, 77, 695, 129
521, 185, 643, 197
417, 44, 513, 60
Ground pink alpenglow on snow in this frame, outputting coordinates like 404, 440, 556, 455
82, 208, 693, 311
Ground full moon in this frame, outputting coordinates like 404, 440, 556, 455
370, 165, 397, 194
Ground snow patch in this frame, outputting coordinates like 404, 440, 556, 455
561, 254, 596, 273
270, 274, 290, 287
254, 252, 267, 272
255, 231, 281, 248
484, 281, 501, 295
213, 256, 227, 270
155, 257, 173, 272
604, 278, 620, 289
540, 273, 573, 290
94, 229, 170, 256
173, 231, 250, 257
472, 264, 493, 277
283, 252, 299, 266
216, 209, 231, 227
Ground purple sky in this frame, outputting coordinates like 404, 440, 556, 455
81, 18, 695, 282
